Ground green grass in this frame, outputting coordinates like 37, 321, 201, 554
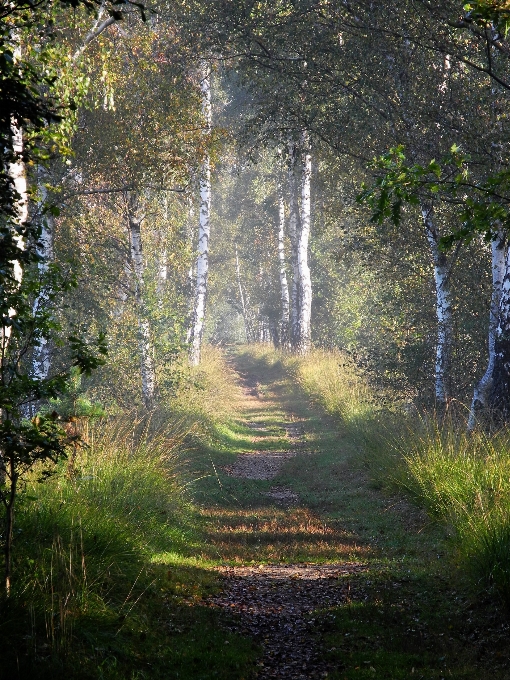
278, 346, 510, 607
0, 348, 259, 679
5, 343, 510, 678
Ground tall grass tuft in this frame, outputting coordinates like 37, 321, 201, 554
4, 413, 194, 667
399, 424, 510, 604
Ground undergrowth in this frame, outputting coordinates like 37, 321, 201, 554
0, 346, 257, 679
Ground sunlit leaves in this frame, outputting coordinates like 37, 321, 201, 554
358, 143, 510, 248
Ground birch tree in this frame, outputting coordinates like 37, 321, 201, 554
297, 131, 312, 355
31, 178, 54, 382
2, 34, 30, 355
276, 173, 290, 348
286, 135, 312, 354
126, 192, 156, 409
420, 204, 453, 406
235, 244, 254, 341
189, 61, 212, 366
287, 139, 301, 350
489, 246, 510, 419
468, 230, 506, 427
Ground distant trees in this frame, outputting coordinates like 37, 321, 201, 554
186, 0, 510, 419
6, 0, 510, 439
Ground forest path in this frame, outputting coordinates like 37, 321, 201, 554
211, 362, 365, 679
194, 348, 508, 680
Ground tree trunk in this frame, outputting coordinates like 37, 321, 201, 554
3, 62, 28, 352
235, 244, 253, 342
489, 245, 510, 419
32, 174, 55, 382
277, 175, 290, 348
185, 193, 196, 344
421, 204, 453, 408
3, 457, 17, 597
287, 140, 301, 350
155, 196, 169, 303
297, 131, 312, 355
468, 230, 506, 429
127, 192, 156, 409
189, 63, 212, 366
156, 248, 168, 300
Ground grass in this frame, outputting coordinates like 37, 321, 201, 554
0, 347, 259, 679
4, 343, 510, 678
279, 346, 510, 607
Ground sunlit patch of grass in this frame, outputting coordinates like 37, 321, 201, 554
198, 506, 370, 564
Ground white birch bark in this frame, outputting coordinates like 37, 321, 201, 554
421, 204, 452, 407
297, 131, 312, 355
127, 193, 156, 409
3, 59, 28, 352
189, 63, 212, 366
185, 194, 196, 344
9, 125, 28, 238
235, 244, 252, 341
468, 230, 506, 429
287, 140, 301, 350
156, 195, 169, 302
72, 5, 115, 64
157, 249, 168, 299
488, 245, 510, 418
113, 258, 131, 319
277, 175, 290, 348
31, 175, 55, 381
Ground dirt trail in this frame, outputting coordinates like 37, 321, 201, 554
207, 362, 365, 679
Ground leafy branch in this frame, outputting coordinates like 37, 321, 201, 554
357, 144, 510, 248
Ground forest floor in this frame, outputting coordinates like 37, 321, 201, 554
188, 347, 510, 680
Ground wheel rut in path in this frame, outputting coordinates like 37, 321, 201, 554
207, 362, 367, 679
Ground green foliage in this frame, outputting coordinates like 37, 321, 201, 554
45, 366, 106, 420
358, 144, 510, 247
464, 1, 510, 36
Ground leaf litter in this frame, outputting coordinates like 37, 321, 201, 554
209, 563, 366, 679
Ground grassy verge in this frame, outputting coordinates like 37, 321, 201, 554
0, 346, 258, 679
273, 346, 510, 605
